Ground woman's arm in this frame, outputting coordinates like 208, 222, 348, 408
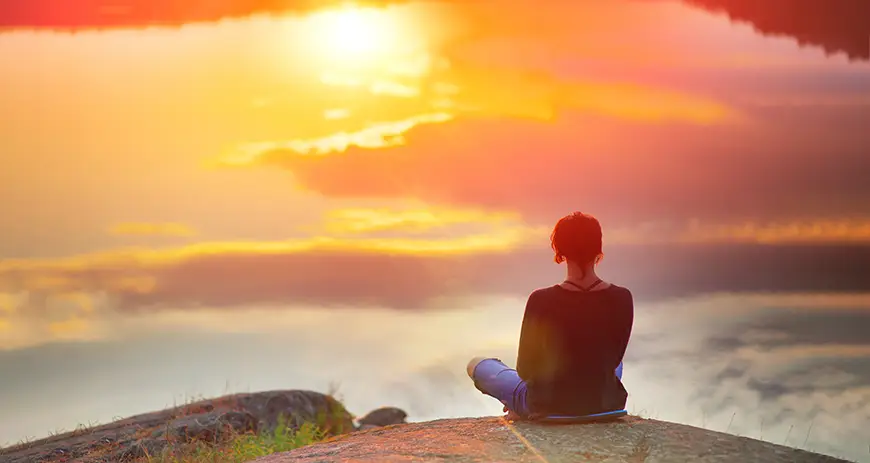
609, 289, 634, 368
516, 292, 544, 381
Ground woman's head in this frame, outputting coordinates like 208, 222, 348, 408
550, 212, 603, 266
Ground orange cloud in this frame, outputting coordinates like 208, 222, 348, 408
109, 222, 197, 237
437, 66, 741, 124
602, 219, 870, 245
223, 106, 870, 228
680, 220, 870, 244
743, 93, 870, 108
316, 64, 741, 127
306, 29, 742, 151
564, 82, 736, 124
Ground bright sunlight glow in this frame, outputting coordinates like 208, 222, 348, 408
307, 5, 400, 63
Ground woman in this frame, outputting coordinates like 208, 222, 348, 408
467, 212, 634, 419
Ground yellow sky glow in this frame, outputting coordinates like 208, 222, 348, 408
109, 222, 197, 237
0, 232, 536, 275
321, 207, 524, 234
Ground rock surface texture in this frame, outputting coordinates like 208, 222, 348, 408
0, 390, 367, 463
255, 416, 849, 463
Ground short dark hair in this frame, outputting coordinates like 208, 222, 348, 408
550, 212, 603, 265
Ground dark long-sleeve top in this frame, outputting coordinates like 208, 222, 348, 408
516, 284, 634, 416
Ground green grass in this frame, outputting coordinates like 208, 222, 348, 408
143, 416, 327, 463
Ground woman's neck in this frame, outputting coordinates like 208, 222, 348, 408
565, 261, 600, 285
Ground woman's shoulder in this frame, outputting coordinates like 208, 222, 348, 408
528, 284, 564, 300
603, 283, 633, 302
523, 285, 562, 310
605, 283, 632, 296
604, 284, 634, 315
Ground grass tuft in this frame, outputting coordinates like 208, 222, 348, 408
143, 415, 326, 463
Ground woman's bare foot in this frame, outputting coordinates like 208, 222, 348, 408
466, 356, 488, 378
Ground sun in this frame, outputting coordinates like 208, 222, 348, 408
308, 5, 398, 63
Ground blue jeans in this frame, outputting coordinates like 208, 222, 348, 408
471, 358, 624, 417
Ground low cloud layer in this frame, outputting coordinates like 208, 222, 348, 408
2, 235, 869, 325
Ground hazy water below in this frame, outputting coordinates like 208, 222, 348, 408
2, 291, 869, 462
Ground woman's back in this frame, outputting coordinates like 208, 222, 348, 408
516, 283, 634, 416
466, 211, 635, 420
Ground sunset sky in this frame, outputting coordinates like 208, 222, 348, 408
1, 1, 869, 459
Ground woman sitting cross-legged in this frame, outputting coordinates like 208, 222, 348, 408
467, 211, 634, 420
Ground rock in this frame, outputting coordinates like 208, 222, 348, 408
223, 390, 354, 435
253, 416, 849, 463
0, 390, 354, 463
356, 407, 408, 428
162, 410, 258, 443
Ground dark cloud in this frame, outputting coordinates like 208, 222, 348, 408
0, 0, 313, 30
3, 0, 867, 64
745, 362, 870, 403
686, 0, 870, 61
607, 244, 870, 300
713, 360, 752, 381
741, 313, 870, 348
693, 304, 870, 404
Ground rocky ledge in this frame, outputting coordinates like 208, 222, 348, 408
0, 390, 407, 463
254, 416, 849, 463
